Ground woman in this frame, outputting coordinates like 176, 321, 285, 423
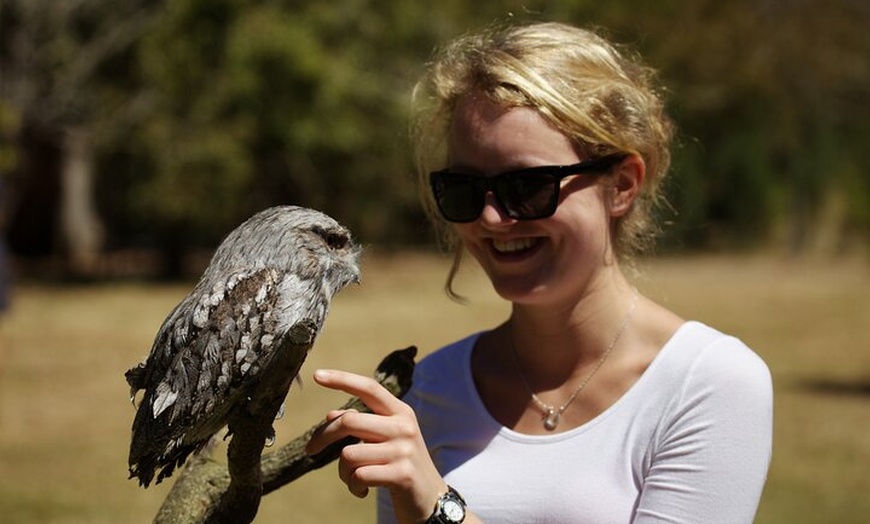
307, 22, 772, 523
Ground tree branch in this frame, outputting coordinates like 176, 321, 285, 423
201, 320, 318, 523
152, 338, 417, 524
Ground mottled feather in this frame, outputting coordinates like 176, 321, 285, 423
126, 206, 360, 487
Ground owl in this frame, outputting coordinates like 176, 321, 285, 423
125, 206, 360, 487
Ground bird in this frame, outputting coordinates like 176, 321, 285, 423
125, 206, 361, 487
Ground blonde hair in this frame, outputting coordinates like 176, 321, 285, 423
412, 22, 674, 297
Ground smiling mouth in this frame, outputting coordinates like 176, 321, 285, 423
491, 237, 540, 254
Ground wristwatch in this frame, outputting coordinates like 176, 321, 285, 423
425, 486, 467, 524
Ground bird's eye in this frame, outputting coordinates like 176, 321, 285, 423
312, 225, 351, 250
327, 232, 348, 249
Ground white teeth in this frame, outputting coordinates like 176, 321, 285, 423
492, 238, 537, 253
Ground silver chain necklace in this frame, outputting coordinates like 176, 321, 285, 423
509, 288, 639, 431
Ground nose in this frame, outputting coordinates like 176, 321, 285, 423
478, 192, 514, 226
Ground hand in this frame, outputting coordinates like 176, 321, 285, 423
306, 369, 448, 523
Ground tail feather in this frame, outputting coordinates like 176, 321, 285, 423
129, 440, 200, 487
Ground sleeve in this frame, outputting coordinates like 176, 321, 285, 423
633, 336, 773, 524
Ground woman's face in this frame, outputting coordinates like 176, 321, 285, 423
447, 95, 616, 306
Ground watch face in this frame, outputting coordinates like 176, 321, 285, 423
443, 499, 465, 521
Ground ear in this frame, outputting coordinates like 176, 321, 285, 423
609, 154, 646, 218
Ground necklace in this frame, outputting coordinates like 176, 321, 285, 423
509, 287, 639, 431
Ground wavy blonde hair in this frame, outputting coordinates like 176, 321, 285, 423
411, 22, 674, 297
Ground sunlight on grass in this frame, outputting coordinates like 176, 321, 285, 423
0, 253, 866, 523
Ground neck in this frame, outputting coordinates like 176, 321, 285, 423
508, 273, 638, 379
505, 281, 640, 432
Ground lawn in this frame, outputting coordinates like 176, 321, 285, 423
0, 252, 867, 523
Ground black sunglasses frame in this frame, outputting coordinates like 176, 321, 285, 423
430, 153, 628, 223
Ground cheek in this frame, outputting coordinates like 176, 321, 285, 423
558, 181, 611, 215
454, 226, 490, 264
552, 195, 612, 253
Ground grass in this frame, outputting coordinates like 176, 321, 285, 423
0, 252, 867, 523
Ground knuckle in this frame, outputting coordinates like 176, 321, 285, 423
350, 467, 368, 485
392, 417, 419, 440
395, 439, 416, 459
336, 410, 360, 430
395, 400, 416, 417
349, 469, 372, 497
393, 461, 416, 485
340, 444, 359, 464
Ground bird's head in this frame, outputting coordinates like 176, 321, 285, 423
207, 206, 361, 296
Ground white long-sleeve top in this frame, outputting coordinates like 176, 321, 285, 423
378, 321, 773, 523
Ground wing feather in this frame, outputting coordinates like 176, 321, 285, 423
127, 267, 285, 486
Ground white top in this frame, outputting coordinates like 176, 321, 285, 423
378, 321, 773, 523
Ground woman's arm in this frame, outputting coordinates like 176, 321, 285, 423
633, 340, 773, 523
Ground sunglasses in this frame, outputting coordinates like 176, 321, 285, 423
429, 153, 628, 223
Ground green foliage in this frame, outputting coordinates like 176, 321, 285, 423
4, 0, 868, 257
618, 0, 870, 251
0, 103, 20, 178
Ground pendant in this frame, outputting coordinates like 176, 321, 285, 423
542, 407, 561, 431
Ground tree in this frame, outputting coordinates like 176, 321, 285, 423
3, 0, 868, 276
617, 0, 870, 252
122, 0, 444, 267
0, 0, 158, 276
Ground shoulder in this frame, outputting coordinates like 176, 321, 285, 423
650, 322, 770, 384
674, 322, 772, 393
653, 321, 773, 432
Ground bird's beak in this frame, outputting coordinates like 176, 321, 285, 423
352, 266, 361, 285
351, 245, 362, 285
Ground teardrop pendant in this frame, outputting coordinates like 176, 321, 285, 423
543, 408, 561, 431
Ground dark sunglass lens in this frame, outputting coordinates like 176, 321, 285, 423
495, 173, 558, 219
431, 173, 485, 222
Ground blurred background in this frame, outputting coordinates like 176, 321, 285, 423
1, 0, 867, 279
0, 0, 868, 523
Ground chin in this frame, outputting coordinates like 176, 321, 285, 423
487, 275, 549, 304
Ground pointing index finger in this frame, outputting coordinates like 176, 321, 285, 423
313, 369, 402, 415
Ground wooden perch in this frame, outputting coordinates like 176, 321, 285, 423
152, 328, 417, 524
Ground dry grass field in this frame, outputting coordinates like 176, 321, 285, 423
0, 252, 867, 523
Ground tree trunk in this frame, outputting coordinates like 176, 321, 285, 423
60, 127, 104, 277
